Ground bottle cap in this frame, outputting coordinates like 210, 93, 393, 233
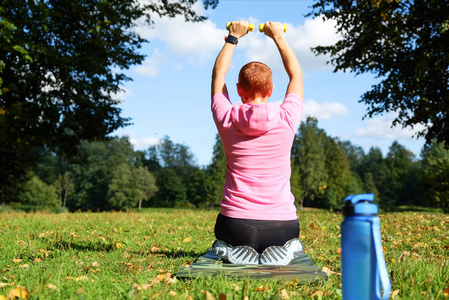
343, 193, 378, 216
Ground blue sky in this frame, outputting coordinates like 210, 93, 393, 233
113, 0, 426, 166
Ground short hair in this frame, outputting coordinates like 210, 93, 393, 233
238, 61, 272, 99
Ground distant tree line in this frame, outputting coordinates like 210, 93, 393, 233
2, 117, 448, 213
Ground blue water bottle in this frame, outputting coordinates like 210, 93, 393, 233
341, 194, 391, 300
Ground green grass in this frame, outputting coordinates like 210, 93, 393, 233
0, 209, 447, 299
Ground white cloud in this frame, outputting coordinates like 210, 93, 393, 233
302, 99, 348, 121
133, 8, 340, 73
134, 2, 224, 64
243, 18, 341, 72
351, 113, 427, 141
128, 136, 160, 150
134, 48, 166, 77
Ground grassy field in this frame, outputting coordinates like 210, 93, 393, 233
0, 209, 447, 299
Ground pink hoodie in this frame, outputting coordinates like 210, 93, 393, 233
211, 92, 303, 220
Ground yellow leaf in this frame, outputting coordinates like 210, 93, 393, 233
33, 258, 42, 263
182, 237, 192, 243
47, 284, 57, 290
391, 258, 396, 263
12, 259, 22, 264
116, 242, 124, 249
0, 295, 8, 300
19, 264, 29, 269
391, 289, 400, 299
8, 286, 30, 300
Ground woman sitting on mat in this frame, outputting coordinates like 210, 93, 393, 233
210, 21, 304, 265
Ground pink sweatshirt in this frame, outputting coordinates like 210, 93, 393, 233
211, 92, 303, 220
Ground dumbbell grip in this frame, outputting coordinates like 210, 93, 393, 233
226, 22, 255, 32
259, 24, 287, 33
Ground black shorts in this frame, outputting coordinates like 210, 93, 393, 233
214, 213, 300, 253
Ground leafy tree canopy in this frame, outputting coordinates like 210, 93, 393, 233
0, 0, 217, 202
308, 0, 449, 144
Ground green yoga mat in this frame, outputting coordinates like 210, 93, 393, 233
176, 250, 328, 283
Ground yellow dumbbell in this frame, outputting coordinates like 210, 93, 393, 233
226, 22, 255, 32
259, 24, 287, 33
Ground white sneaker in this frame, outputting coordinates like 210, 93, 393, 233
211, 240, 232, 260
212, 240, 259, 265
260, 238, 304, 266
228, 246, 259, 265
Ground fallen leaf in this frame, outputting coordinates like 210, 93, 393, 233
286, 278, 300, 286
254, 285, 270, 292
219, 294, 227, 300
0, 295, 8, 300
201, 290, 216, 300
391, 289, 400, 299
33, 258, 42, 263
168, 291, 177, 296
280, 287, 290, 299
0, 283, 14, 288
444, 287, 449, 297
182, 237, 192, 243
47, 284, 57, 290
12, 259, 22, 264
321, 266, 332, 276
116, 242, 124, 249
232, 283, 239, 291
311, 290, 332, 299
8, 286, 30, 300
91, 261, 100, 267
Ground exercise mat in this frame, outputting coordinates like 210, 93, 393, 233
177, 250, 328, 283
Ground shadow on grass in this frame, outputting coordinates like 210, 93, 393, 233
151, 249, 205, 260
52, 240, 115, 252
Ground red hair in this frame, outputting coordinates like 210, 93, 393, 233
238, 62, 272, 100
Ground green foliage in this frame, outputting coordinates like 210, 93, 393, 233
292, 117, 328, 208
308, 0, 449, 144
205, 134, 227, 207
420, 141, 449, 213
0, 0, 218, 203
19, 175, 59, 209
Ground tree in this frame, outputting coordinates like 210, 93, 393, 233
205, 134, 227, 208
134, 166, 158, 210
308, 0, 449, 144
19, 175, 60, 210
420, 141, 449, 213
0, 0, 218, 202
153, 168, 187, 208
385, 141, 418, 206
54, 172, 75, 209
360, 147, 395, 209
70, 137, 138, 210
292, 117, 328, 209
322, 137, 359, 209
107, 163, 137, 211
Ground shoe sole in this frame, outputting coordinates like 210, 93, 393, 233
228, 246, 259, 265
